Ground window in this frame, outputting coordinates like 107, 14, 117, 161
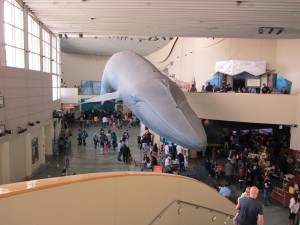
4, 0, 25, 68
52, 75, 61, 101
56, 38, 60, 75
28, 15, 40, 71
51, 36, 57, 74
51, 36, 60, 100
42, 29, 51, 73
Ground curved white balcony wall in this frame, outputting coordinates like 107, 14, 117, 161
186, 92, 297, 125
0, 172, 235, 225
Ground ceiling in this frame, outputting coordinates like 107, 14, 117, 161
23, 0, 300, 56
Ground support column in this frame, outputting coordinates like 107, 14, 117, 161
39, 127, 46, 164
0, 0, 6, 67
0, 142, 11, 184
24, 133, 32, 177
290, 93, 300, 150
45, 123, 54, 155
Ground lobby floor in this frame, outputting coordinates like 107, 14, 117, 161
31, 122, 289, 225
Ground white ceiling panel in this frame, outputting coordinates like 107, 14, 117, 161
22, 0, 300, 56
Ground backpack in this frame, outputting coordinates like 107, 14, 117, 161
93, 136, 98, 143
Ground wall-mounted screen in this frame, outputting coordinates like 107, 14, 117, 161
246, 78, 261, 87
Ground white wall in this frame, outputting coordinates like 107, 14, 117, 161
0, 66, 60, 184
276, 39, 300, 93
148, 38, 277, 91
9, 137, 26, 183
61, 52, 110, 87
0, 66, 60, 130
186, 92, 297, 125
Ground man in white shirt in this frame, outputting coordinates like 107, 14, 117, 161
164, 156, 171, 167
164, 142, 170, 156
117, 140, 122, 161
176, 144, 183, 156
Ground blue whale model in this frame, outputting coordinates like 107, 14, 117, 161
85, 50, 207, 151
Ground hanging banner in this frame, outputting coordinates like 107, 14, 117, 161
215, 60, 266, 76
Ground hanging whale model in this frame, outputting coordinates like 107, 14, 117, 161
85, 50, 207, 152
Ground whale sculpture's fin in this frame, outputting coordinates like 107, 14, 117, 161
159, 78, 169, 87
83, 92, 119, 103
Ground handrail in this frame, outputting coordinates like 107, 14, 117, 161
148, 199, 234, 225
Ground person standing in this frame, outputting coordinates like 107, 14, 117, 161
93, 134, 98, 150
289, 194, 300, 225
164, 142, 170, 156
263, 174, 272, 206
211, 147, 219, 166
77, 129, 83, 145
205, 82, 213, 92
261, 83, 271, 94
236, 186, 264, 225
122, 130, 130, 146
225, 160, 234, 186
121, 143, 130, 164
82, 130, 88, 146
281, 87, 288, 94
111, 132, 117, 150
117, 140, 123, 161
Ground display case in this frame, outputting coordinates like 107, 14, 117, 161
271, 175, 300, 207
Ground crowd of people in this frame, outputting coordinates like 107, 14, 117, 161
139, 128, 189, 174
199, 81, 289, 94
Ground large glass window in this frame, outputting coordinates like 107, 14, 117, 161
4, 0, 25, 68
42, 29, 51, 73
52, 75, 61, 101
56, 38, 60, 75
52, 36, 57, 74
28, 15, 40, 71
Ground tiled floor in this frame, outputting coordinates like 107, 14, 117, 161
31, 122, 289, 225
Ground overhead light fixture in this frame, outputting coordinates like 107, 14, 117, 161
268, 28, 274, 34
28, 122, 34, 126
212, 215, 217, 222
79, 33, 83, 38
5, 129, 12, 134
17, 127, 27, 134
0, 124, 5, 137
64, 34, 68, 39
276, 28, 284, 35
258, 28, 264, 34
178, 205, 184, 215
36, 121, 40, 124
58, 34, 63, 39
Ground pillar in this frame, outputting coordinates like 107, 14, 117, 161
0, 142, 10, 184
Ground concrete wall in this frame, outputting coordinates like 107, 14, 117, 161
61, 52, 110, 88
276, 39, 300, 93
0, 66, 59, 184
